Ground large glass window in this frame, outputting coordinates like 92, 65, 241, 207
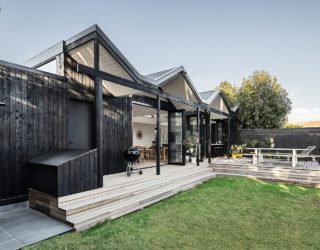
169, 112, 184, 163
217, 122, 223, 143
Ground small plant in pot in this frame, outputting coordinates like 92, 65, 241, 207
230, 144, 246, 158
183, 131, 193, 162
190, 145, 197, 163
246, 139, 258, 148
183, 131, 198, 163
231, 145, 238, 159
237, 144, 246, 158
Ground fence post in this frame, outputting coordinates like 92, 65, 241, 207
258, 149, 263, 162
253, 148, 258, 165
292, 149, 297, 168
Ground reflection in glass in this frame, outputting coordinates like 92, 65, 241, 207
169, 112, 183, 163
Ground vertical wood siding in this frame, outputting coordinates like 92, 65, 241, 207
64, 62, 134, 176
103, 96, 132, 175
0, 63, 68, 205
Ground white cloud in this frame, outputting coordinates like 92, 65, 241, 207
288, 108, 320, 123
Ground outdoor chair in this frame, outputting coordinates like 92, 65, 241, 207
296, 146, 317, 158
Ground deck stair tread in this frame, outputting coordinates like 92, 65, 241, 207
215, 172, 320, 187
65, 171, 215, 230
212, 162, 320, 172
67, 171, 214, 223
211, 165, 320, 180
214, 170, 320, 182
58, 166, 208, 204
59, 167, 211, 206
212, 164, 320, 172
210, 164, 320, 187
82, 176, 212, 231
59, 168, 213, 215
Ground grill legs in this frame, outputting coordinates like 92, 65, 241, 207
126, 162, 143, 177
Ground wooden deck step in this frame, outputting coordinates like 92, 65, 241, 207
214, 169, 320, 183
211, 166, 320, 181
59, 168, 213, 216
58, 166, 209, 204
211, 164, 320, 174
210, 164, 320, 186
67, 172, 215, 231
215, 172, 320, 188
211, 162, 320, 172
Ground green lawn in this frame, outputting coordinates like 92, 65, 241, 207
27, 177, 320, 250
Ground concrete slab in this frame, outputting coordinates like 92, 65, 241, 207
0, 201, 27, 214
0, 239, 23, 250
0, 202, 72, 249
0, 228, 13, 244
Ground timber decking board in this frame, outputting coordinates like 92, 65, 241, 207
69, 172, 215, 230
210, 163, 320, 187
60, 169, 214, 215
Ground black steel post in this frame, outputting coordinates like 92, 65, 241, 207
156, 95, 161, 175
208, 111, 211, 163
94, 38, 104, 187
227, 117, 231, 159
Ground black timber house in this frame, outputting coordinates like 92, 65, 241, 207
0, 25, 235, 205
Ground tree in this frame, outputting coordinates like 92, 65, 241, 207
283, 123, 303, 128
237, 71, 292, 129
218, 81, 238, 108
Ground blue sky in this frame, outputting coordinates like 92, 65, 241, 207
0, 0, 319, 122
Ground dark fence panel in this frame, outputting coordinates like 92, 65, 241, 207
237, 128, 320, 154
0, 62, 68, 205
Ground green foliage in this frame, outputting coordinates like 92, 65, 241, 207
246, 139, 258, 148
237, 71, 292, 129
230, 144, 246, 154
183, 130, 193, 150
183, 131, 198, 157
284, 123, 303, 128
218, 80, 238, 107
265, 136, 275, 148
257, 141, 266, 148
217, 71, 291, 129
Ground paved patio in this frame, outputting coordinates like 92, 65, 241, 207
0, 201, 72, 250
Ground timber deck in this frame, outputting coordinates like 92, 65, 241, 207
210, 157, 320, 187
31, 164, 215, 231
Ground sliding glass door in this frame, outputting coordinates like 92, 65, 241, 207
168, 110, 186, 165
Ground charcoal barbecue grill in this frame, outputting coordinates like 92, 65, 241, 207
124, 147, 143, 177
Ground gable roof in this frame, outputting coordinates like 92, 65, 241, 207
199, 90, 220, 103
145, 66, 203, 104
145, 68, 177, 81
23, 24, 231, 116
200, 89, 232, 114
199, 90, 217, 101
